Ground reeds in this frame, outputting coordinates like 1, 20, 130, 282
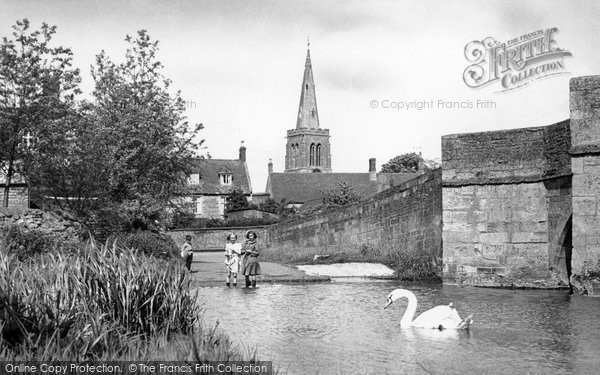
0, 235, 261, 363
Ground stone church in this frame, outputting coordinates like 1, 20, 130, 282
266, 46, 415, 208
284, 46, 332, 173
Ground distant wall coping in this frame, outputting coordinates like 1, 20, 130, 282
442, 172, 573, 187
442, 123, 559, 139
170, 225, 273, 232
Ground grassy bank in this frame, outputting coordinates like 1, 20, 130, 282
262, 243, 441, 280
0, 228, 270, 365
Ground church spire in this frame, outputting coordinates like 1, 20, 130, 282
296, 42, 320, 129
285, 41, 331, 173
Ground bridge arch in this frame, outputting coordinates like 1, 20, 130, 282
551, 215, 572, 288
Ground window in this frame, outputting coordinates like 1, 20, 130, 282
309, 143, 315, 166
190, 197, 202, 215
316, 144, 322, 166
291, 144, 296, 168
219, 173, 232, 185
187, 173, 200, 185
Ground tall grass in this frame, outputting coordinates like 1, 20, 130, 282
0, 234, 270, 365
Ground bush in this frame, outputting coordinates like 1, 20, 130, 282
257, 198, 296, 217
386, 249, 440, 280
117, 231, 180, 260
1, 225, 69, 261
321, 182, 364, 210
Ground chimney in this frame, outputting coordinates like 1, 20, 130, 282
268, 158, 273, 174
369, 158, 377, 181
239, 141, 246, 162
417, 152, 426, 175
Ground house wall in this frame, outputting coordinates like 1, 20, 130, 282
198, 196, 226, 218
0, 185, 29, 209
178, 195, 227, 219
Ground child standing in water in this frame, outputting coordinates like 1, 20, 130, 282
224, 233, 243, 287
241, 230, 261, 288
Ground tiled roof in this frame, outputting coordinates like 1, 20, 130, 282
186, 158, 251, 195
266, 172, 417, 203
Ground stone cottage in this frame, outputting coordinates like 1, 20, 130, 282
180, 142, 252, 218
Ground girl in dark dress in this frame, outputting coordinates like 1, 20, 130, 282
241, 230, 261, 288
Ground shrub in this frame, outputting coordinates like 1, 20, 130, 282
257, 198, 295, 216
1, 225, 66, 261
321, 182, 364, 210
386, 249, 440, 280
225, 187, 253, 212
117, 231, 180, 260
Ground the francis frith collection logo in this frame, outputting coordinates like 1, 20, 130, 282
463, 28, 572, 92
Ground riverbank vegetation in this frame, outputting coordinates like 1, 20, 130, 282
262, 243, 441, 281
0, 228, 267, 364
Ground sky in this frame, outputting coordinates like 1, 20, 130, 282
1, 0, 599, 192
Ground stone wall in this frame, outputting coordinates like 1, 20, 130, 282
226, 209, 279, 221
570, 76, 600, 295
442, 179, 571, 287
442, 120, 571, 185
442, 120, 572, 287
0, 207, 82, 240
265, 170, 443, 269
169, 226, 271, 250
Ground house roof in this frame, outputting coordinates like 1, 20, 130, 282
186, 158, 252, 195
266, 172, 417, 203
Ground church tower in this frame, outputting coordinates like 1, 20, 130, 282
284, 43, 331, 173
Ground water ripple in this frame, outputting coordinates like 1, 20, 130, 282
194, 281, 600, 375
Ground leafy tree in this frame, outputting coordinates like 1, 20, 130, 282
0, 19, 80, 207
321, 182, 364, 209
380, 152, 440, 173
25, 103, 112, 212
89, 30, 204, 228
225, 186, 250, 212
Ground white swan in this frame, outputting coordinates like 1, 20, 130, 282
384, 289, 473, 330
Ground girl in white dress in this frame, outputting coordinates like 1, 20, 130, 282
224, 233, 243, 287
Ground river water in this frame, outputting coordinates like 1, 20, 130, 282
195, 280, 600, 375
